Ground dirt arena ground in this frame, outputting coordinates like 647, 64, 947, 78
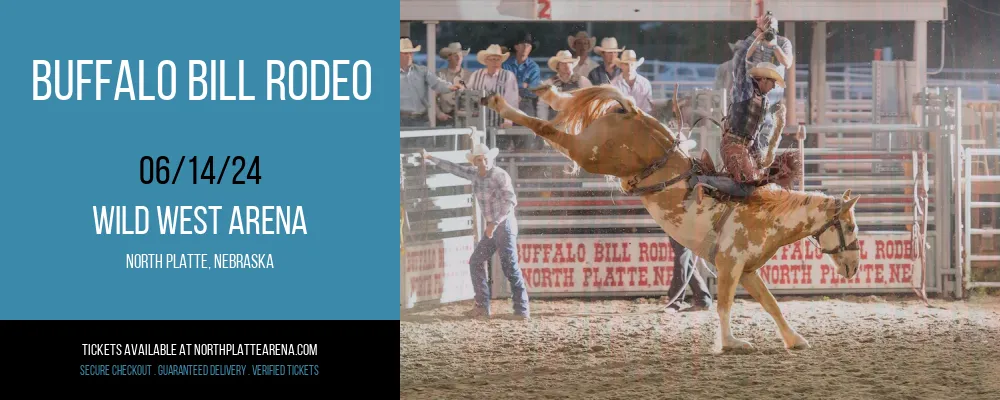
400, 294, 1000, 399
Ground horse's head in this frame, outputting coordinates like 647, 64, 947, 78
811, 190, 862, 279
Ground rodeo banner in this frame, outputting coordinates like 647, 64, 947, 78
0, 0, 399, 388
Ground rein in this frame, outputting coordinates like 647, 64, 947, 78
809, 199, 860, 255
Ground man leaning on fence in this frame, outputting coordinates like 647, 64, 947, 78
421, 144, 530, 320
400, 38, 463, 128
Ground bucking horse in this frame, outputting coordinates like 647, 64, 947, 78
482, 84, 862, 352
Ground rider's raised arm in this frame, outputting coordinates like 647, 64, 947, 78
728, 36, 756, 104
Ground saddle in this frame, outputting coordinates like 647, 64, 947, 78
693, 150, 802, 204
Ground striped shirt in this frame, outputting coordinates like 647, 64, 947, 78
466, 68, 519, 127
430, 158, 517, 224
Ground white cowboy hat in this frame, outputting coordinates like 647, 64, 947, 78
400, 38, 421, 53
476, 44, 510, 65
439, 42, 470, 58
547, 50, 580, 72
465, 143, 500, 163
749, 62, 786, 88
593, 37, 625, 55
567, 31, 597, 50
613, 49, 644, 68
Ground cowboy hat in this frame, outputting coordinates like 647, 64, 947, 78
567, 31, 596, 50
749, 62, 786, 88
613, 49, 644, 68
476, 44, 510, 65
593, 37, 625, 54
547, 50, 580, 72
439, 42, 470, 58
465, 143, 499, 163
510, 31, 539, 49
400, 38, 421, 53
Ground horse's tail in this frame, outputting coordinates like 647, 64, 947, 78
551, 85, 639, 136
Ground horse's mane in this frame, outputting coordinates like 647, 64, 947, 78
749, 185, 835, 217
553, 86, 634, 134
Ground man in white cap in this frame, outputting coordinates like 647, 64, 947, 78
400, 37, 463, 128
421, 144, 530, 320
587, 37, 625, 85
567, 31, 599, 77
609, 50, 653, 113
435, 42, 473, 125
537, 50, 593, 120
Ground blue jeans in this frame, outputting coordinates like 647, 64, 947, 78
666, 237, 712, 307
468, 217, 529, 316
691, 175, 756, 198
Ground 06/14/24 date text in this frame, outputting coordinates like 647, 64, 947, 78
139, 156, 260, 185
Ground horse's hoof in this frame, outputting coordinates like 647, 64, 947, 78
784, 332, 811, 350
787, 340, 812, 351
484, 94, 505, 111
721, 338, 756, 353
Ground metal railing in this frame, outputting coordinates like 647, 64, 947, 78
963, 148, 1000, 290
400, 127, 485, 308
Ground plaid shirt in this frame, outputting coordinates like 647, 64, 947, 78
432, 158, 517, 224
725, 38, 769, 147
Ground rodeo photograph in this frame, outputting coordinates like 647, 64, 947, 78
400, 0, 1000, 398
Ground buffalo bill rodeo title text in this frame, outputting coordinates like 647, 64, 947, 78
32, 59, 371, 101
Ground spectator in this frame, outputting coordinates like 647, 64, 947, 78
399, 38, 462, 128
537, 50, 592, 120
503, 31, 541, 117
665, 237, 713, 312
610, 50, 653, 113
466, 44, 519, 128
435, 42, 472, 126
567, 31, 598, 77
588, 37, 624, 85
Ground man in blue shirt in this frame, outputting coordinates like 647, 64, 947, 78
503, 32, 541, 117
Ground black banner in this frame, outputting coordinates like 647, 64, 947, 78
0, 320, 393, 386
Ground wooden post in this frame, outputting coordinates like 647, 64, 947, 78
809, 22, 827, 126
783, 21, 797, 131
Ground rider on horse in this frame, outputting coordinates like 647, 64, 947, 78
689, 46, 788, 204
